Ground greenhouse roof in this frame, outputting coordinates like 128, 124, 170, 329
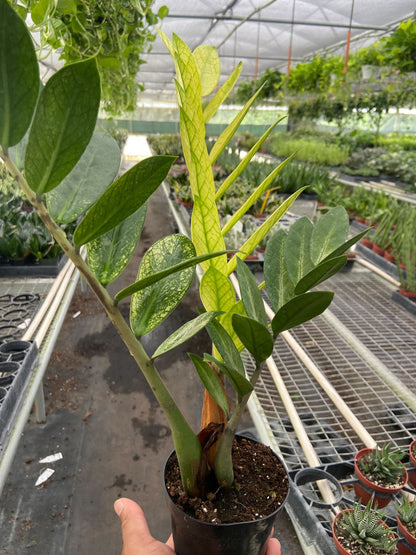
139, 0, 416, 100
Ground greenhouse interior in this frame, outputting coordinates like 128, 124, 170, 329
1, 0, 416, 553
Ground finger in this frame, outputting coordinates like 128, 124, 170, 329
166, 534, 175, 549
114, 498, 155, 554
265, 537, 281, 555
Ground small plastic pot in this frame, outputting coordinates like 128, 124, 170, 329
164, 438, 290, 555
354, 448, 407, 508
409, 440, 416, 489
332, 509, 398, 555
397, 513, 416, 555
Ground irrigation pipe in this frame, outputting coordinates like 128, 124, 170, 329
355, 254, 400, 287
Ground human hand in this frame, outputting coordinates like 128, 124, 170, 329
114, 497, 281, 554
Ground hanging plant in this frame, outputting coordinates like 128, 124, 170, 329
9, 0, 168, 115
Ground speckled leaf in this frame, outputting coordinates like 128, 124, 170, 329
193, 45, 220, 97
189, 355, 229, 417
152, 311, 223, 359
311, 206, 350, 264
232, 314, 273, 364
87, 203, 147, 286
284, 216, 314, 286
271, 291, 334, 337
264, 229, 294, 312
0, 0, 39, 148
47, 133, 121, 223
130, 235, 196, 337
73, 155, 175, 246
25, 59, 100, 194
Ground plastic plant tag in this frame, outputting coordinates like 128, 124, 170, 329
39, 452, 63, 464
35, 468, 55, 486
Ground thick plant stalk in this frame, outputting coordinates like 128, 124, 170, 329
1, 148, 202, 495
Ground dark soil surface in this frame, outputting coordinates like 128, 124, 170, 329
165, 436, 289, 524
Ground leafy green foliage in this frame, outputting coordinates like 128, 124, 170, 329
335, 501, 398, 554
358, 443, 406, 485
396, 496, 416, 535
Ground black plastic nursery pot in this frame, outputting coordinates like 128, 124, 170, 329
164, 436, 290, 555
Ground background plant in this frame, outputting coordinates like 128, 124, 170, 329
396, 496, 416, 536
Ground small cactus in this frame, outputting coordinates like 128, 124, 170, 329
334, 500, 398, 554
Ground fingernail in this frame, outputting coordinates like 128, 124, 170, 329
114, 499, 124, 516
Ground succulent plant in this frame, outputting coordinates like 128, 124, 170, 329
396, 496, 416, 536
335, 500, 398, 554
359, 443, 406, 485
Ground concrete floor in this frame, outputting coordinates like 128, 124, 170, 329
0, 186, 303, 554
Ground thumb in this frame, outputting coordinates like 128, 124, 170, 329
114, 498, 155, 554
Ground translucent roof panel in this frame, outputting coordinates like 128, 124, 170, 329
139, 0, 416, 100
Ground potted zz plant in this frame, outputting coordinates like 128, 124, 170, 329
332, 499, 398, 555
0, 3, 366, 553
354, 443, 408, 509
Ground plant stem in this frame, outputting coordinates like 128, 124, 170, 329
1, 148, 202, 495
214, 363, 263, 487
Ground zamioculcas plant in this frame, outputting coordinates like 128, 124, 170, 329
0, 3, 367, 552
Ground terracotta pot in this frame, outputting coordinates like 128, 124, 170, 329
164, 436, 290, 555
354, 448, 407, 508
361, 237, 374, 249
332, 509, 398, 555
409, 440, 416, 489
384, 249, 396, 264
372, 244, 385, 256
398, 289, 416, 302
397, 511, 416, 555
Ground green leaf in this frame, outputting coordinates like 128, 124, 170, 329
87, 203, 147, 286
285, 216, 314, 286
31, 0, 51, 24
73, 155, 175, 246
203, 62, 243, 123
209, 83, 266, 165
320, 229, 369, 263
0, 0, 39, 148
130, 235, 196, 337
116, 249, 230, 302
271, 291, 334, 337
193, 45, 220, 97
206, 318, 245, 376
25, 59, 100, 194
152, 311, 223, 359
295, 256, 347, 295
236, 257, 268, 326
158, 5, 169, 18
199, 265, 236, 312
188, 355, 229, 417
47, 133, 121, 223
232, 314, 273, 364
264, 229, 295, 312
310, 206, 350, 265
204, 354, 253, 397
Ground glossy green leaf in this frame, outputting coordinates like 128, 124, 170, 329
130, 235, 196, 337
216, 119, 284, 200
285, 216, 314, 286
193, 45, 220, 97
73, 155, 175, 246
199, 266, 236, 312
320, 229, 369, 263
264, 229, 295, 312
206, 318, 245, 376
47, 133, 121, 223
232, 314, 273, 364
311, 206, 350, 264
295, 256, 347, 295
116, 250, 230, 302
271, 291, 334, 337
188, 354, 229, 416
203, 354, 253, 397
25, 59, 100, 194
209, 83, 266, 165
31, 0, 51, 24
203, 62, 242, 123
152, 311, 223, 359
218, 299, 246, 353
87, 203, 147, 286
236, 257, 268, 327
0, 0, 39, 149
227, 188, 305, 274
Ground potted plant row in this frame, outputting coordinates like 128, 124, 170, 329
0, 4, 367, 553
396, 495, 416, 555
